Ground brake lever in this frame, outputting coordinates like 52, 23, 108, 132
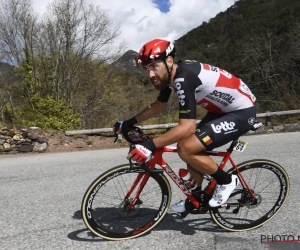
114, 132, 118, 143
141, 162, 163, 174
128, 158, 163, 174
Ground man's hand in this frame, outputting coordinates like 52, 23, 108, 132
127, 140, 156, 164
113, 121, 123, 134
113, 117, 137, 134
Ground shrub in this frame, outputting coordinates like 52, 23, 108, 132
17, 96, 81, 131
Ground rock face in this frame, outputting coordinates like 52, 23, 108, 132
0, 127, 48, 153
111, 50, 145, 74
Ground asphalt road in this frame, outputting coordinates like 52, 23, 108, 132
0, 132, 300, 250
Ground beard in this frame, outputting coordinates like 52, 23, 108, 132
151, 72, 169, 91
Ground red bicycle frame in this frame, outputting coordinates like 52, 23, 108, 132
125, 144, 256, 210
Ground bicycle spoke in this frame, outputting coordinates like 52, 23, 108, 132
211, 160, 289, 231
82, 165, 171, 239
254, 175, 279, 192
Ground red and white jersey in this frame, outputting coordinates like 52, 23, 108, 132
196, 63, 256, 114
157, 60, 256, 119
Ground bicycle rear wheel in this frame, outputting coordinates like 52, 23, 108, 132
210, 159, 289, 231
81, 164, 171, 240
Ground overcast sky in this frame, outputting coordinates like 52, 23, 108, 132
31, 0, 237, 52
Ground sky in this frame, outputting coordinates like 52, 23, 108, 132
31, 0, 237, 52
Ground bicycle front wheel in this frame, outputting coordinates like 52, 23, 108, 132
210, 159, 290, 231
81, 164, 171, 240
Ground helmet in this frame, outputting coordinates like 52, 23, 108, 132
135, 39, 176, 67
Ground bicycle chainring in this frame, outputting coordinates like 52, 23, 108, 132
185, 190, 210, 215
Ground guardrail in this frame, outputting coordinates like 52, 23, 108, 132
65, 109, 300, 135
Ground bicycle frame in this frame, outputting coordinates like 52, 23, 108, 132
125, 143, 257, 211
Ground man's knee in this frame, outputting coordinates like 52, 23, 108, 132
177, 140, 186, 156
177, 137, 206, 160
177, 141, 190, 161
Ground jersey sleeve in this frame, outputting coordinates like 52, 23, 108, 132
174, 71, 200, 119
157, 87, 172, 103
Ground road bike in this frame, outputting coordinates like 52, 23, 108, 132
81, 124, 290, 240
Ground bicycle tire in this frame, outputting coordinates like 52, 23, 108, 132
81, 164, 172, 240
210, 159, 290, 232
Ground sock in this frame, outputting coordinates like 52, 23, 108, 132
210, 168, 232, 185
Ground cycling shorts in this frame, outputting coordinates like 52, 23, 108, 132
195, 106, 256, 150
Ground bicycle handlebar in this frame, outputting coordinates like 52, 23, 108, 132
114, 126, 152, 144
115, 126, 163, 174
128, 158, 163, 174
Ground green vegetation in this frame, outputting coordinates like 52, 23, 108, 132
17, 96, 81, 131
176, 0, 300, 112
0, 0, 299, 131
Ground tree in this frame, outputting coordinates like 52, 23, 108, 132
34, 0, 126, 105
0, 0, 128, 129
0, 0, 36, 65
0, 0, 39, 106
241, 29, 300, 111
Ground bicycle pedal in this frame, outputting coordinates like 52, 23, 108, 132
232, 206, 240, 214
199, 205, 210, 214
192, 204, 210, 214
179, 211, 190, 219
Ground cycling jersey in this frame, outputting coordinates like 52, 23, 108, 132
157, 60, 256, 119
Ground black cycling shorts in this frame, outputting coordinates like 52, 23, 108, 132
195, 106, 256, 150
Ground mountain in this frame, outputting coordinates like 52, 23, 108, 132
111, 50, 145, 74
112, 0, 300, 111
174, 0, 300, 111
175, 0, 300, 68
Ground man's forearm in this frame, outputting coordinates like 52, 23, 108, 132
135, 101, 166, 123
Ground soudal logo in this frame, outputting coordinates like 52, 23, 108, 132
174, 78, 185, 106
211, 121, 236, 134
210, 90, 235, 104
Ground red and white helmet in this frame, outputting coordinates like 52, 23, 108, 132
135, 39, 176, 67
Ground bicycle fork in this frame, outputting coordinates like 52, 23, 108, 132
123, 172, 151, 210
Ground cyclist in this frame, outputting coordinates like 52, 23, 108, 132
113, 39, 257, 213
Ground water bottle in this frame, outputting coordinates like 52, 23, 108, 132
178, 168, 197, 191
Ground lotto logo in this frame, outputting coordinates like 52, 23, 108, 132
174, 78, 185, 106
211, 121, 236, 134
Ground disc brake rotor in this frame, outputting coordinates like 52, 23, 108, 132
118, 198, 140, 216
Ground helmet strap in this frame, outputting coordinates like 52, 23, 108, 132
163, 60, 173, 85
